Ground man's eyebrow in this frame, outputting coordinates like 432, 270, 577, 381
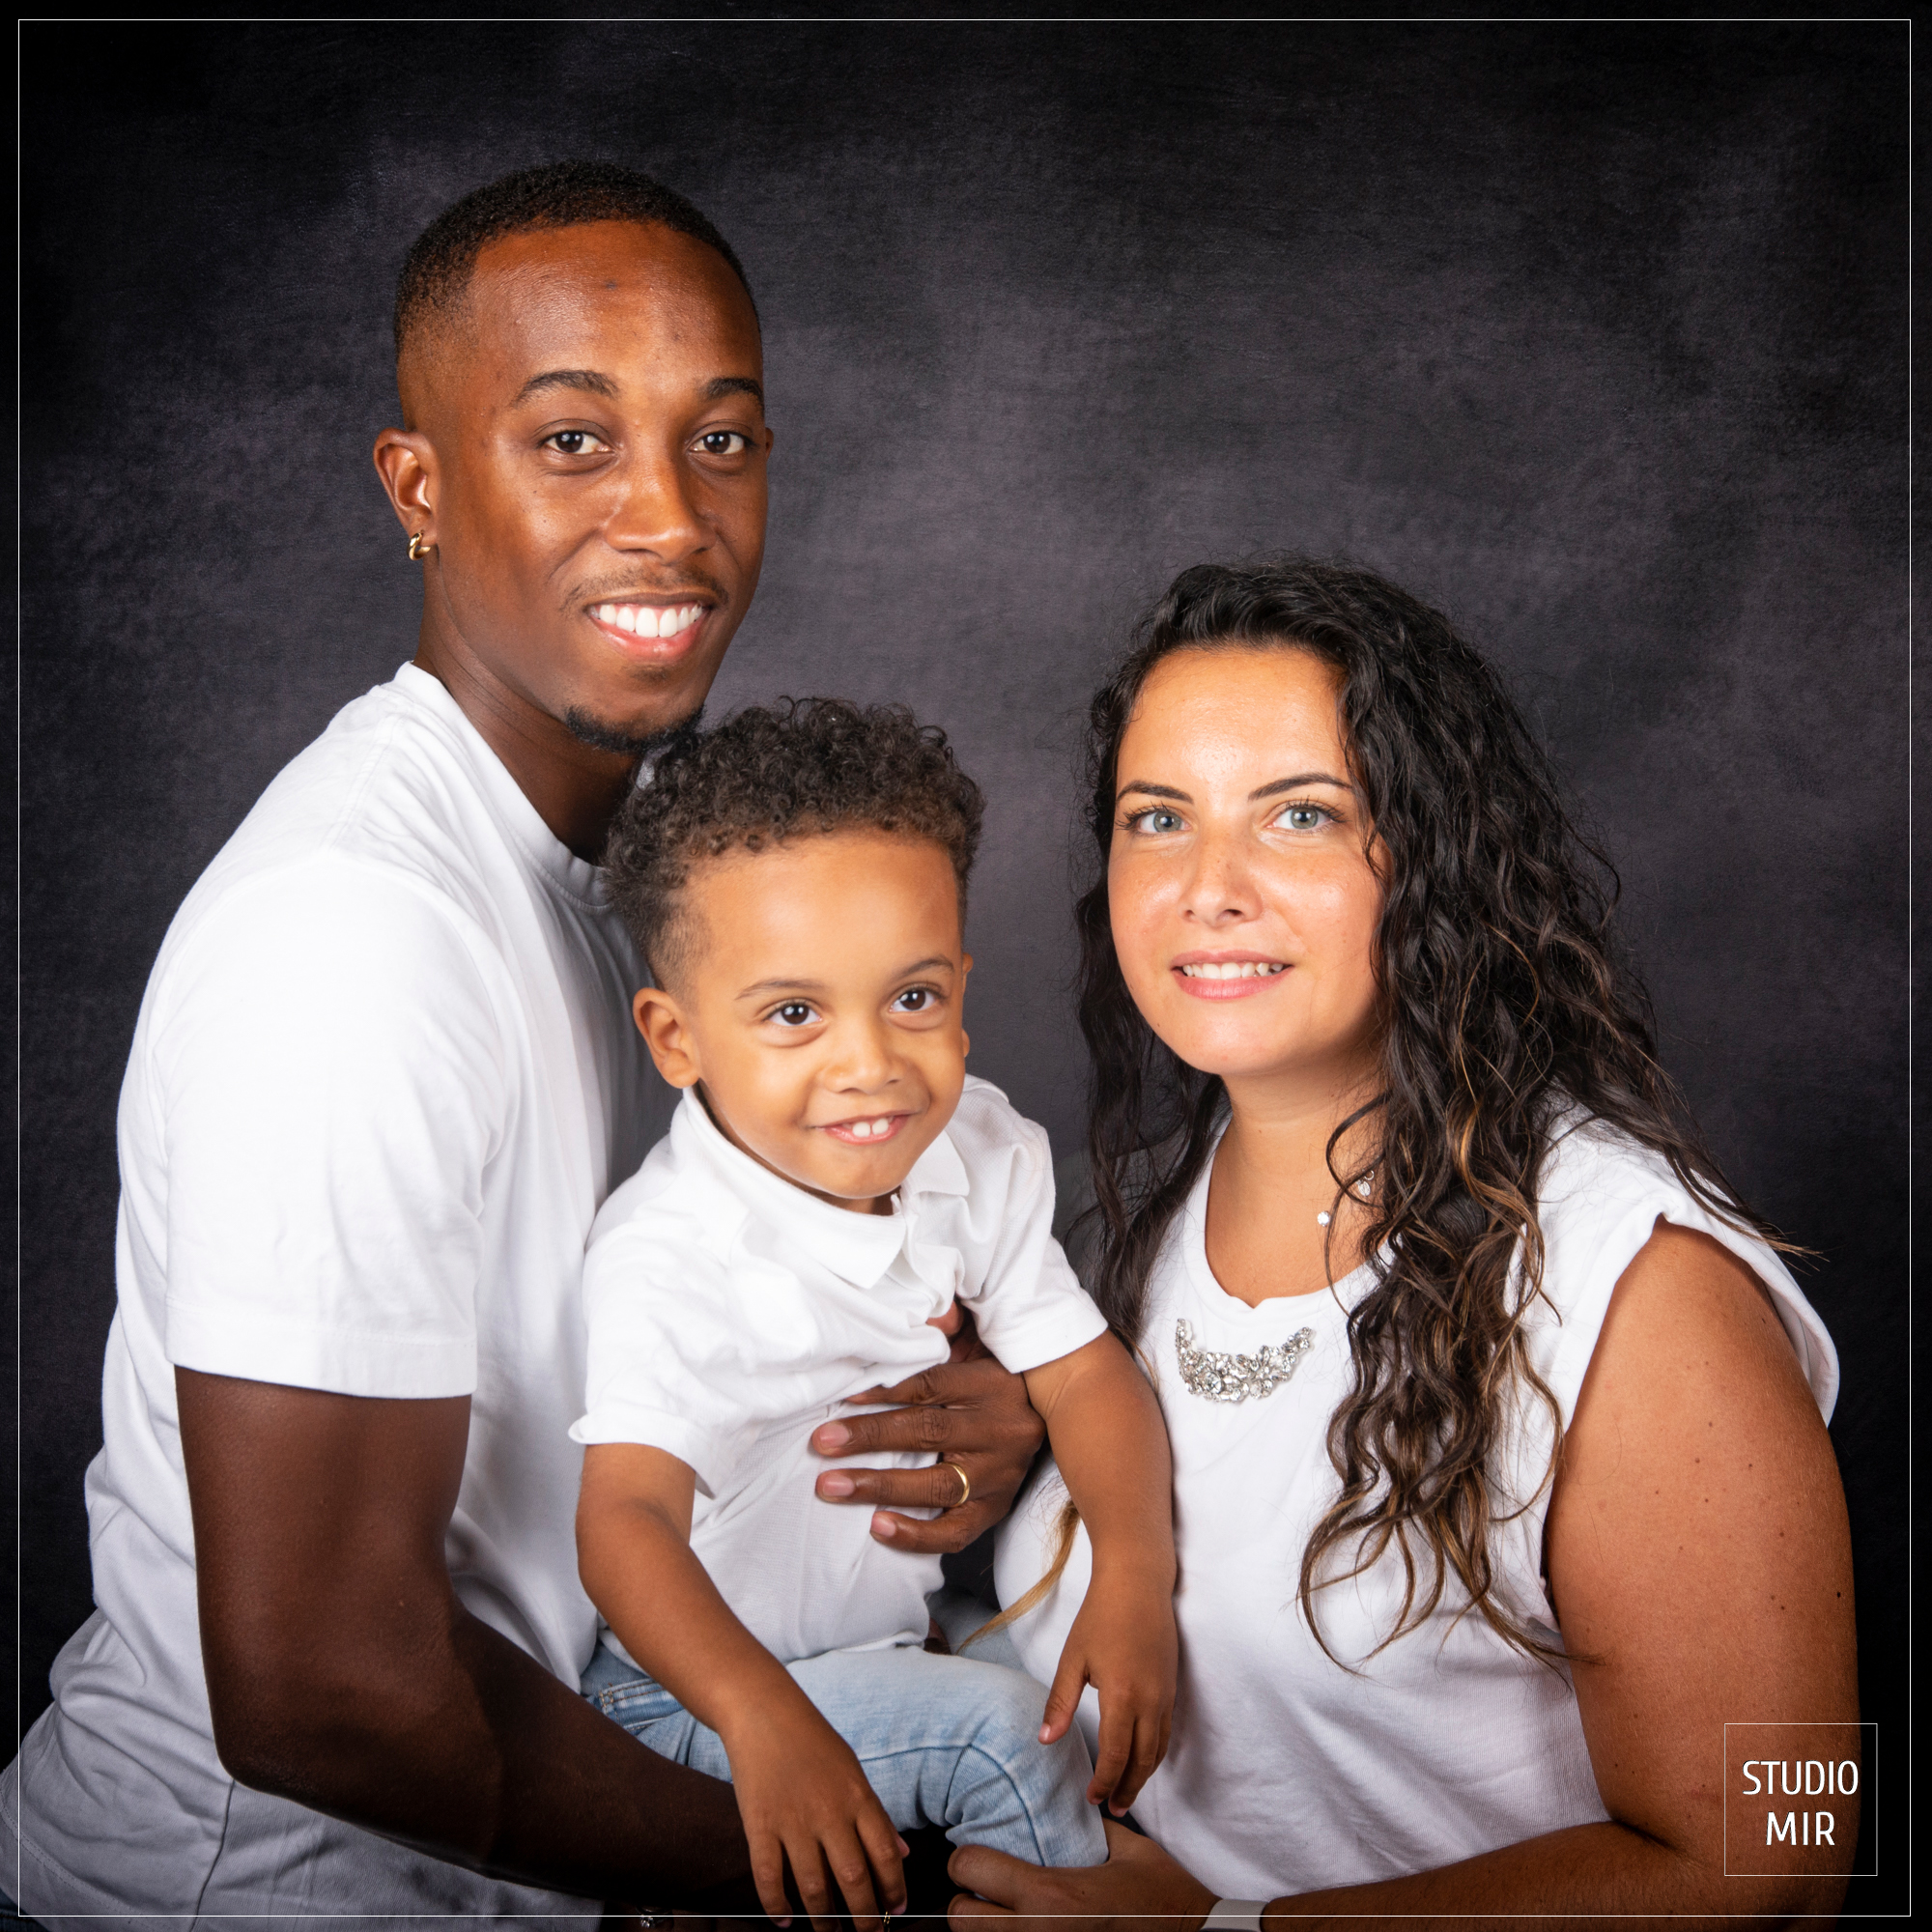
1250, 772, 1356, 799
511, 368, 620, 406
705, 375, 765, 406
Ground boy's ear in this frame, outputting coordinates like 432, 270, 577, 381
633, 986, 701, 1089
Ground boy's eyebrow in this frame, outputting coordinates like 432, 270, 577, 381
734, 976, 827, 1000
733, 956, 958, 1002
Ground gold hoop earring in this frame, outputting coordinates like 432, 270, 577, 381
407, 531, 433, 561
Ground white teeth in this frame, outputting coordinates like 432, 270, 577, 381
598, 604, 706, 638
844, 1117, 891, 1139
600, 604, 703, 639
1180, 961, 1286, 980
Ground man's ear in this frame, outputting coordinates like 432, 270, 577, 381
372, 426, 440, 545
633, 986, 700, 1089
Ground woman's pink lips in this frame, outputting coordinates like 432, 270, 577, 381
1171, 963, 1291, 1001
820, 1112, 911, 1146
586, 607, 711, 664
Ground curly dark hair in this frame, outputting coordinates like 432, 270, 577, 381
604, 697, 984, 985
1075, 557, 1787, 1662
394, 159, 754, 365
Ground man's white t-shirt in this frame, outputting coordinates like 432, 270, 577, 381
574, 1080, 1108, 1668
2, 663, 667, 1923
996, 1115, 1839, 1900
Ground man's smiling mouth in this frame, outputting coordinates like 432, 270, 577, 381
591, 602, 707, 639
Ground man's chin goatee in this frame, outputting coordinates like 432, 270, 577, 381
562, 704, 704, 765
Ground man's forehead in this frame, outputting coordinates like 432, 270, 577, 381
447, 219, 761, 390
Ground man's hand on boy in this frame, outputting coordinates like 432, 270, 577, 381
720, 1697, 908, 1932
809, 1315, 1044, 1554
1039, 1577, 1178, 1816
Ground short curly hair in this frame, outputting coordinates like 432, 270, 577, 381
605, 698, 985, 985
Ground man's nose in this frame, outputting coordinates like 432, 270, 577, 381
603, 443, 708, 560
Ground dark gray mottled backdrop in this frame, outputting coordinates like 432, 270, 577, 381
15, 17, 1909, 1906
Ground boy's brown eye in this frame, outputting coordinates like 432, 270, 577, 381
773, 1002, 815, 1027
893, 988, 931, 1012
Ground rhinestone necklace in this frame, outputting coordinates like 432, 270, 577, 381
1174, 1317, 1315, 1404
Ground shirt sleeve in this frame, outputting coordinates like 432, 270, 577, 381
949, 1094, 1110, 1374
152, 856, 509, 1398
1531, 1121, 1840, 1429
569, 1217, 768, 1497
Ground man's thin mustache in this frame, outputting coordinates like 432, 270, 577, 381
565, 571, 726, 608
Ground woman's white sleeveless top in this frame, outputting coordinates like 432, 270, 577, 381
994, 1117, 1837, 1898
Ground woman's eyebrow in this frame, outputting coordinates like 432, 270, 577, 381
1251, 772, 1355, 800
1116, 781, 1190, 804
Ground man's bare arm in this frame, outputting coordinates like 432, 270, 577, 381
179, 1368, 754, 1907
810, 1350, 1046, 1553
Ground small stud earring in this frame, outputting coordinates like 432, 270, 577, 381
407, 531, 433, 561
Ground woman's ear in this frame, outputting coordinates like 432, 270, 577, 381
633, 986, 700, 1088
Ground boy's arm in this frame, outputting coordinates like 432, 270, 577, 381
1020, 1334, 1178, 1813
578, 1443, 794, 1722
577, 1444, 907, 1931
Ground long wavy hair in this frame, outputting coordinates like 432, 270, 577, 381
1075, 558, 1786, 1661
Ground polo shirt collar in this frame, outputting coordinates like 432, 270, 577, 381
675, 1089, 921, 1291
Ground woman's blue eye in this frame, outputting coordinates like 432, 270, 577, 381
1130, 809, 1183, 834
1279, 805, 1328, 832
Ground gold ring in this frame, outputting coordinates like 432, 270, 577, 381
941, 1460, 971, 1508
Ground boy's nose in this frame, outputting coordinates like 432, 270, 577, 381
820, 1019, 893, 1086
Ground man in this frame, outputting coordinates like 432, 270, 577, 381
2, 161, 1043, 1922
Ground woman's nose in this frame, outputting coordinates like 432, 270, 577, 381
1181, 828, 1262, 924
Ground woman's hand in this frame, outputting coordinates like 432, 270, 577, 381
810, 1312, 1045, 1552
948, 1817, 1214, 1931
1041, 1578, 1177, 1812
720, 1695, 908, 1932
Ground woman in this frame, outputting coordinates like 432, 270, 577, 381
954, 560, 1856, 1927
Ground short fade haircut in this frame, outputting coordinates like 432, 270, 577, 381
605, 698, 985, 986
393, 158, 755, 362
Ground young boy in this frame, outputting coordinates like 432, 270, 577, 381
573, 699, 1177, 1930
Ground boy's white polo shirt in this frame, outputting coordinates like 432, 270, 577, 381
573, 1076, 1106, 1666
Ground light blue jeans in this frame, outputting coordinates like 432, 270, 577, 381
582, 1634, 1107, 1867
